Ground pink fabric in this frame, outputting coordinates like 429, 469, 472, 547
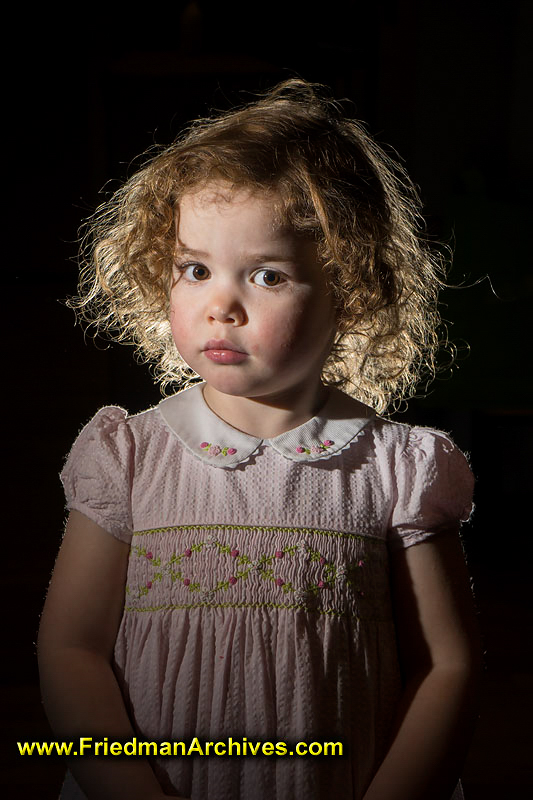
59, 387, 474, 799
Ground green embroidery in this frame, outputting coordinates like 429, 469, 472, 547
131, 523, 376, 543
126, 523, 369, 608
131, 544, 162, 566
123, 599, 367, 620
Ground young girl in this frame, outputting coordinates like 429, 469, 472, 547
38, 79, 480, 800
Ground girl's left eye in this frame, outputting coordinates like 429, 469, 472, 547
252, 269, 283, 288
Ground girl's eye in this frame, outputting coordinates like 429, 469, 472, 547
179, 263, 210, 281
253, 269, 283, 288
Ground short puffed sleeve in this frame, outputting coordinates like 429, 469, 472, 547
388, 428, 474, 550
60, 407, 134, 543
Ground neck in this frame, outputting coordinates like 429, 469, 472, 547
202, 381, 329, 439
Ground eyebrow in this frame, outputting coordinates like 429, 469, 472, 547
175, 245, 210, 258
175, 245, 296, 264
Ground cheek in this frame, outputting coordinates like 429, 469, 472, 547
169, 295, 191, 350
252, 300, 302, 347
255, 296, 333, 359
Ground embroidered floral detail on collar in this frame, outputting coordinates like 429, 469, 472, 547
296, 440, 334, 455
200, 442, 238, 457
158, 382, 376, 469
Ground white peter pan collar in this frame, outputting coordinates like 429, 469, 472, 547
158, 382, 376, 469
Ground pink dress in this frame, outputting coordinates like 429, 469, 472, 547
60, 383, 473, 800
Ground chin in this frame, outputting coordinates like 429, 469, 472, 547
195, 369, 251, 396
200, 370, 281, 400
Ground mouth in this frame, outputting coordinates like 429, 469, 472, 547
203, 339, 248, 365
203, 339, 247, 354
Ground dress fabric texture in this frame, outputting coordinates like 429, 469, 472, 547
59, 383, 473, 800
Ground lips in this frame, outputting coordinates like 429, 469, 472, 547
203, 339, 248, 365
203, 339, 247, 354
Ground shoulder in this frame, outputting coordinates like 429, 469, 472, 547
80, 403, 130, 436
386, 422, 475, 548
72, 401, 168, 443
371, 417, 474, 496
63, 400, 178, 476
60, 403, 167, 542
392, 423, 473, 484
369, 415, 469, 464
62, 406, 131, 463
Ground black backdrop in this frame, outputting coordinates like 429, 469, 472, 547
5, 2, 532, 796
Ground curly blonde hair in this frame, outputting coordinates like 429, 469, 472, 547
73, 79, 447, 413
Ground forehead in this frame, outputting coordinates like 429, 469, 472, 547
174, 182, 321, 270
176, 183, 286, 232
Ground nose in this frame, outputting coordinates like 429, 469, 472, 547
206, 288, 246, 326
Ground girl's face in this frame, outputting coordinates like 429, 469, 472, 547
170, 183, 336, 407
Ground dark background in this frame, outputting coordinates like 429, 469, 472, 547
5, 1, 532, 796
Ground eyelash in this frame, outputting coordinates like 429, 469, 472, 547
175, 262, 285, 288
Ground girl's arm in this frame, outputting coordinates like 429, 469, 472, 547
362, 532, 481, 800
38, 510, 184, 800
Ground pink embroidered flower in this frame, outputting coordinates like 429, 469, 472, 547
227, 448, 237, 455
229, 576, 237, 585
275, 550, 284, 559
210, 445, 221, 456
319, 556, 326, 565
145, 552, 153, 560
358, 560, 365, 567
318, 580, 325, 588
231, 549, 239, 558
275, 577, 284, 587
184, 548, 192, 557
146, 581, 152, 589
296, 440, 334, 455
200, 442, 209, 449
183, 578, 190, 586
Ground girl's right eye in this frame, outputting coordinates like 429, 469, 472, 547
178, 263, 210, 281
